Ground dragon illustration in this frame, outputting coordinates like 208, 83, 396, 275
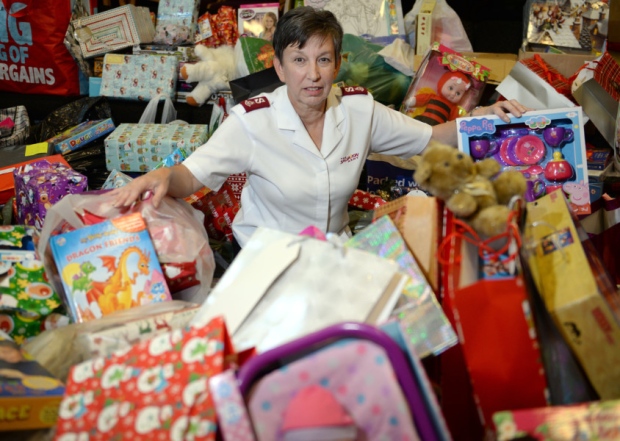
86, 246, 151, 315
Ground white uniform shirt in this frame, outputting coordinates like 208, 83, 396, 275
183, 85, 432, 246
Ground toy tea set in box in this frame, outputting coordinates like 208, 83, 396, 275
457, 107, 590, 215
401, 42, 490, 125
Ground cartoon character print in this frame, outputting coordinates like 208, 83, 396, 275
563, 181, 589, 206
56, 432, 90, 441
136, 364, 174, 394
71, 357, 105, 383
97, 401, 131, 433
100, 363, 135, 389
181, 336, 220, 363
182, 378, 208, 408
58, 391, 95, 420
134, 404, 173, 434
148, 329, 183, 356
170, 415, 214, 441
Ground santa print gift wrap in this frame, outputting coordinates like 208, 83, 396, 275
54, 316, 237, 441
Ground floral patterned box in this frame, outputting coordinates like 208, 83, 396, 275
100, 53, 179, 101
155, 0, 200, 41
104, 123, 208, 172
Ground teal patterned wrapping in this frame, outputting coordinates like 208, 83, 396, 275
345, 215, 457, 357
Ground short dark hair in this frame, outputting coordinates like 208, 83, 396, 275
272, 6, 343, 62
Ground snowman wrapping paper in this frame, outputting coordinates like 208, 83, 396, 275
54, 316, 235, 441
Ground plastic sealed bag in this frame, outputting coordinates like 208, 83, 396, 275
336, 34, 413, 107
404, 0, 473, 53
38, 191, 216, 306
138, 94, 178, 124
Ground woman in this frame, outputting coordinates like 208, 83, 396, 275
111, 7, 528, 250
259, 12, 278, 42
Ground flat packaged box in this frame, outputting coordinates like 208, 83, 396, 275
104, 123, 208, 172
0, 333, 65, 431
47, 118, 115, 154
71, 5, 155, 58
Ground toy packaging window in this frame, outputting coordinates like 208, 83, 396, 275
524, 0, 610, 54
457, 106, 591, 215
305, 0, 407, 46
400, 42, 490, 126
238, 3, 280, 42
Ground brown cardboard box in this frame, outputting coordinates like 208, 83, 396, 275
414, 52, 517, 85
518, 48, 595, 78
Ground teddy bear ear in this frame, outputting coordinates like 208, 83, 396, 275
413, 161, 432, 186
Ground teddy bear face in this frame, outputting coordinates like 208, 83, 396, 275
414, 143, 476, 201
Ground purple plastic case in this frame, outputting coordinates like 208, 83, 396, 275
237, 322, 443, 441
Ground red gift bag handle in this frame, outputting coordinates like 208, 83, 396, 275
437, 209, 522, 267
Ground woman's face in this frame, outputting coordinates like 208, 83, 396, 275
274, 35, 340, 114
264, 16, 275, 30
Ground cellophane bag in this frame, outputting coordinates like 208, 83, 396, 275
38, 191, 215, 306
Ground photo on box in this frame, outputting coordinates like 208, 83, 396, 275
525, 0, 610, 54
401, 43, 490, 126
238, 3, 279, 42
457, 107, 591, 215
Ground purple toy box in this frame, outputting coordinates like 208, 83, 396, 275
14, 159, 88, 228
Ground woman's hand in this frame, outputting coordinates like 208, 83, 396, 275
110, 167, 172, 208
472, 99, 533, 123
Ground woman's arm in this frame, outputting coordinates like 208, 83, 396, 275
110, 164, 204, 208
431, 99, 531, 147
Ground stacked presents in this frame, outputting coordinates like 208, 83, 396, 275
0, 1, 620, 440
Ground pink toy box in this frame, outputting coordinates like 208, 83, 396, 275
456, 106, 590, 215
401, 42, 490, 126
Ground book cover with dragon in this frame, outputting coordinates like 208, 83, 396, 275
49, 212, 172, 323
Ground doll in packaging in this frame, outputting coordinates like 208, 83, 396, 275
401, 43, 489, 125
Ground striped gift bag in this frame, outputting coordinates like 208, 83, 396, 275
0, 106, 30, 148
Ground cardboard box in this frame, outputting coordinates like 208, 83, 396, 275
457, 107, 591, 215
414, 52, 518, 85
0, 334, 65, 431
100, 53, 178, 102
14, 160, 88, 228
72, 5, 155, 58
416, 0, 436, 56
573, 78, 619, 149
104, 123, 208, 172
525, 192, 620, 400
0, 154, 69, 205
47, 118, 115, 154
518, 48, 595, 78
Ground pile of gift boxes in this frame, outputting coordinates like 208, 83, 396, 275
1, 0, 620, 439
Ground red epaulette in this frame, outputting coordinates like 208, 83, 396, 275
340, 86, 368, 96
240, 96, 270, 112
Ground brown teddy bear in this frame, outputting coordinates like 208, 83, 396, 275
412, 142, 527, 238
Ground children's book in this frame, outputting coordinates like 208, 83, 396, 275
0, 331, 65, 431
50, 212, 172, 322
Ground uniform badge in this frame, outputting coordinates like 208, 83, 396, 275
240, 96, 270, 112
341, 86, 368, 96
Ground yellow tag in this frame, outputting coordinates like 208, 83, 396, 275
25, 142, 49, 156
105, 54, 126, 64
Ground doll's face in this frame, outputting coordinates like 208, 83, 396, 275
441, 77, 468, 104
264, 15, 275, 29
